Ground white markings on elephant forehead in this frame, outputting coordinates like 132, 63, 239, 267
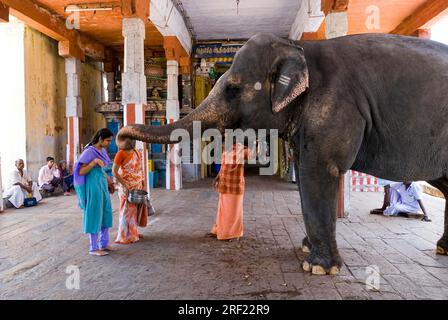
279, 75, 291, 86
254, 82, 262, 90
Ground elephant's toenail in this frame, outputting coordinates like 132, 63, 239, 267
302, 261, 311, 272
329, 266, 340, 275
311, 265, 326, 275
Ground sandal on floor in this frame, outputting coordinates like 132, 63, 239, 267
421, 216, 432, 222
89, 250, 109, 256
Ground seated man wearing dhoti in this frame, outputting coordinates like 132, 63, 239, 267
383, 181, 431, 222
3, 159, 42, 208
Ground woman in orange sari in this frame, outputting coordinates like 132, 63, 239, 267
210, 143, 251, 241
112, 138, 148, 244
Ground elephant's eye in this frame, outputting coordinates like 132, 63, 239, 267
225, 83, 241, 100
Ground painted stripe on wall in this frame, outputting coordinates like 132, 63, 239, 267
169, 119, 175, 190
125, 103, 136, 126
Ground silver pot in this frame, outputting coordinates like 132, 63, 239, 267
128, 189, 148, 205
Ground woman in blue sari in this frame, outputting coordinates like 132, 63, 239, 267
74, 128, 115, 256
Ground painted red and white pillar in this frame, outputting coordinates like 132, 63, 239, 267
65, 57, 82, 170
166, 60, 182, 190
122, 17, 148, 192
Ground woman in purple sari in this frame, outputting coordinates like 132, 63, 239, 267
74, 128, 115, 256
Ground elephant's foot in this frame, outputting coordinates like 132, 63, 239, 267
302, 247, 342, 276
301, 236, 312, 253
436, 238, 448, 255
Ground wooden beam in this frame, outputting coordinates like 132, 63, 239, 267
391, 0, 448, 35
1, 0, 106, 60
58, 40, 85, 61
164, 36, 188, 62
79, 34, 105, 61
321, 0, 349, 15
121, 0, 149, 21
0, 3, 9, 22
179, 56, 191, 74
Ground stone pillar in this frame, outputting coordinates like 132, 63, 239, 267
166, 60, 182, 190
180, 57, 200, 182
106, 72, 116, 102
324, 9, 349, 218
65, 57, 83, 171
325, 11, 348, 39
122, 17, 148, 192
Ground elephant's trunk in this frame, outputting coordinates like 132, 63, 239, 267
116, 96, 231, 147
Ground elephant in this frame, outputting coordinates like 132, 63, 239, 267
117, 33, 448, 275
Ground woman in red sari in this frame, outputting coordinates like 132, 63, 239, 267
112, 138, 148, 244
210, 143, 251, 241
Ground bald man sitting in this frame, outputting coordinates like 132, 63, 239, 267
3, 159, 42, 208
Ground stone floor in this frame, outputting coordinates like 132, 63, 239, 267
1, 174, 448, 300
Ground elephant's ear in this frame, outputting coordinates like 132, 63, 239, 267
270, 44, 309, 113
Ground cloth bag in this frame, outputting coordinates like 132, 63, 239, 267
24, 197, 37, 207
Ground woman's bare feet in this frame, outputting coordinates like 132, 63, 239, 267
89, 250, 109, 256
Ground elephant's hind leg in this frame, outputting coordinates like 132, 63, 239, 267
427, 178, 448, 255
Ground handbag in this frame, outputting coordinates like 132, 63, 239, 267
24, 197, 37, 207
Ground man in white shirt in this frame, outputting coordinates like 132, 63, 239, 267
3, 159, 42, 208
38, 156, 62, 193
384, 181, 431, 222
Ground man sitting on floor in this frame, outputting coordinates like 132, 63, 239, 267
373, 181, 431, 222
3, 159, 42, 208
38, 156, 63, 194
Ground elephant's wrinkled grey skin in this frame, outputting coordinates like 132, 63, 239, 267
118, 33, 448, 275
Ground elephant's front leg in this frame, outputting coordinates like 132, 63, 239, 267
299, 164, 342, 275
